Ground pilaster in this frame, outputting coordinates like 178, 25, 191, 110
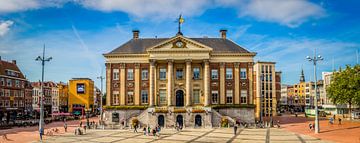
203, 60, 210, 106
120, 63, 126, 105
186, 59, 192, 106
234, 62, 240, 104
134, 63, 140, 105
167, 60, 174, 106
106, 63, 111, 106
219, 62, 225, 104
149, 60, 156, 106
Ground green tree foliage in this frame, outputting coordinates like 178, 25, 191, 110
327, 65, 360, 118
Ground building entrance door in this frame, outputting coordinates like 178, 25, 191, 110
176, 115, 183, 127
195, 115, 202, 127
158, 115, 165, 127
176, 90, 184, 106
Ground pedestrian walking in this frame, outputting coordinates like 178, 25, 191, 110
338, 118, 342, 125
329, 117, 334, 125
134, 124, 138, 133
148, 126, 151, 135
312, 123, 315, 130
143, 127, 147, 135
64, 122, 68, 132
333, 114, 336, 120
277, 120, 280, 128
152, 129, 156, 137
80, 121, 83, 127
39, 128, 44, 141
308, 123, 312, 131
233, 124, 238, 135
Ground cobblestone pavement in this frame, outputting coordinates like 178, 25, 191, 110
39, 128, 331, 143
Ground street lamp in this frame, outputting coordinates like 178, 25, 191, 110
35, 45, 52, 141
306, 49, 323, 134
97, 75, 104, 126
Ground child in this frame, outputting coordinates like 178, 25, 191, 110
143, 127, 147, 135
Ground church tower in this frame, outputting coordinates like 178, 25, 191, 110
300, 68, 305, 83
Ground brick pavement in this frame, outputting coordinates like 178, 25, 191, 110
42, 128, 329, 143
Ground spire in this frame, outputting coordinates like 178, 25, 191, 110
177, 14, 184, 36
300, 68, 305, 83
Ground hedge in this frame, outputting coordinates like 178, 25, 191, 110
211, 104, 256, 109
103, 106, 148, 110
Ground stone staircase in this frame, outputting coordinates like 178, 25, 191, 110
136, 109, 149, 127
212, 110, 236, 127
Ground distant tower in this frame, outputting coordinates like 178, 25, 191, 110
300, 68, 305, 83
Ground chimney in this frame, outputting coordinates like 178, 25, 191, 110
12, 60, 16, 64
220, 29, 227, 39
132, 30, 140, 39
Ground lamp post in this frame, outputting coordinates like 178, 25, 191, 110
97, 75, 104, 126
35, 45, 52, 141
306, 48, 323, 134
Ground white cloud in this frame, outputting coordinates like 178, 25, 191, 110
0, 0, 40, 13
239, 0, 326, 27
0, 20, 14, 36
79, 0, 210, 20
0, 0, 70, 14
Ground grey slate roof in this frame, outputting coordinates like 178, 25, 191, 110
107, 37, 250, 54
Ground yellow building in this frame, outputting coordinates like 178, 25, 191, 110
68, 78, 94, 115
291, 69, 306, 111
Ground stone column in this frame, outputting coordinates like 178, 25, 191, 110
134, 63, 140, 105
149, 60, 155, 106
234, 63, 240, 104
219, 62, 225, 104
154, 64, 158, 106
186, 59, 192, 106
167, 60, 173, 106
106, 63, 111, 106
120, 63, 126, 105
203, 60, 210, 106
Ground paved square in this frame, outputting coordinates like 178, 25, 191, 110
40, 128, 331, 143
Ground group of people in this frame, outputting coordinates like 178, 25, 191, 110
328, 116, 342, 125
142, 125, 161, 137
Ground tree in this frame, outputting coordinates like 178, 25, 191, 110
327, 65, 360, 119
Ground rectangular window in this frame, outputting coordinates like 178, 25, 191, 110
127, 69, 134, 80
211, 90, 218, 104
226, 68, 233, 79
226, 90, 233, 104
240, 68, 247, 79
0, 89, 3, 96
5, 90, 10, 97
241, 90, 247, 104
211, 69, 218, 79
159, 90, 166, 105
0, 78, 4, 86
176, 68, 183, 79
112, 91, 119, 105
113, 69, 119, 80
127, 91, 134, 104
141, 90, 148, 104
160, 68, 166, 80
193, 67, 200, 80
141, 69, 148, 80
193, 89, 200, 104
15, 80, 20, 87
6, 79, 12, 87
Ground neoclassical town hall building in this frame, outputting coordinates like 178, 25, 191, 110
103, 29, 277, 128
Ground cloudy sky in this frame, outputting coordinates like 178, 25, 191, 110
0, 0, 359, 87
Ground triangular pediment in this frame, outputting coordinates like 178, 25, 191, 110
147, 35, 213, 52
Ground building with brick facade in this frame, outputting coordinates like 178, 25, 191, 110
102, 29, 279, 128
31, 81, 56, 118
0, 58, 33, 122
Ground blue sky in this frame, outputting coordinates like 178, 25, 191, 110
0, 0, 359, 88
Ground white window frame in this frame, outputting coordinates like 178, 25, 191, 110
141, 69, 148, 80
159, 68, 166, 80
241, 90, 247, 104
226, 90, 233, 104
127, 69, 134, 80
211, 69, 218, 79
141, 90, 148, 104
211, 90, 218, 104
193, 89, 200, 104
240, 68, 247, 79
113, 69, 119, 80
127, 91, 134, 104
226, 68, 233, 79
